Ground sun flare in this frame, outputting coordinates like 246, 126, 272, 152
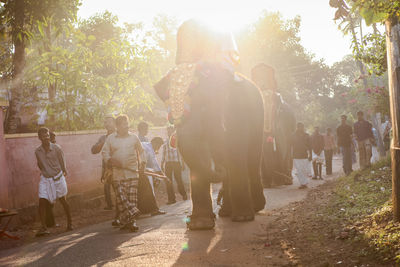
191, 13, 252, 34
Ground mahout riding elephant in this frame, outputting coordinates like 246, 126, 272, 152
154, 20, 266, 230
251, 64, 296, 188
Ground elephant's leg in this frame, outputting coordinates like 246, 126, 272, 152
261, 141, 274, 188
177, 132, 215, 230
189, 169, 214, 218
226, 132, 255, 222
248, 135, 266, 213
186, 169, 215, 230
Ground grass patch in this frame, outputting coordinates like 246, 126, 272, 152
322, 156, 400, 262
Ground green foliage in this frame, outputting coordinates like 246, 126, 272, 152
331, 1, 390, 76
353, 0, 400, 23
23, 12, 160, 131
322, 157, 400, 262
359, 7, 387, 25
330, 0, 391, 138
2, 5, 385, 132
0, 0, 81, 133
355, 33, 387, 75
326, 157, 391, 221
0, 0, 80, 46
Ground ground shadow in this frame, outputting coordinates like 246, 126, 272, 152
0, 215, 167, 267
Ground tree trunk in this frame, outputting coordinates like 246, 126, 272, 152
5, 0, 25, 133
385, 17, 400, 222
46, 21, 56, 126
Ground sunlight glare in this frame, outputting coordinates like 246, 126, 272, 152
193, 13, 248, 34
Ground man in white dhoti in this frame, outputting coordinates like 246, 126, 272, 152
35, 127, 72, 236
291, 123, 312, 189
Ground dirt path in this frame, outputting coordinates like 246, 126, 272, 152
0, 157, 344, 266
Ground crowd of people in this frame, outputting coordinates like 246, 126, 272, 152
33, 107, 392, 236
34, 114, 187, 236
291, 111, 391, 189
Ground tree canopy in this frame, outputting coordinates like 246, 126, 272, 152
0, 3, 384, 133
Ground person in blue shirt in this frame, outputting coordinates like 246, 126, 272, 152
137, 121, 149, 142
139, 137, 166, 216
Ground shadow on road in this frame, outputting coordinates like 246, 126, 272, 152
0, 218, 166, 267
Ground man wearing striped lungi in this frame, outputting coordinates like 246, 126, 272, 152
102, 114, 146, 232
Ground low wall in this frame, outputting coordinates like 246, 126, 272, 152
3, 128, 166, 209
0, 106, 10, 208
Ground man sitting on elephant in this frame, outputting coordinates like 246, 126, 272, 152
154, 20, 266, 230
251, 64, 296, 188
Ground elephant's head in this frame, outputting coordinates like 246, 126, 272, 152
153, 20, 238, 181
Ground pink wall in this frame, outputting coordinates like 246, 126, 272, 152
3, 128, 166, 209
5, 133, 104, 208
0, 108, 10, 208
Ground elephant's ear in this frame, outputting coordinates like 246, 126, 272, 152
154, 74, 171, 102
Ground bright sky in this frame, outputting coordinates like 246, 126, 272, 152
78, 0, 353, 66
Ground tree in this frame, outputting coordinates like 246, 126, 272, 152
24, 12, 156, 131
331, 0, 388, 157
237, 12, 341, 129
0, 0, 79, 133
341, 0, 400, 221
150, 14, 177, 75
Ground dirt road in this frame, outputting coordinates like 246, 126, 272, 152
0, 157, 343, 266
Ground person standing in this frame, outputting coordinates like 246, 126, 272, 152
371, 127, 380, 163
35, 127, 72, 236
251, 63, 295, 187
337, 115, 353, 175
161, 126, 187, 203
351, 134, 358, 164
354, 111, 374, 169
291, 122, 312, 189
91, 115, 116, 211
102, 115, 146, 232
311, 127, 324, 180
137, 121, 149, 142
139, 137, 167, 216
324, 128, 335, 175
45, 131, 57, 228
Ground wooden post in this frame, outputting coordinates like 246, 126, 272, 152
386, 17, 400, 221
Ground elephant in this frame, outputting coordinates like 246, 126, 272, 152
251, 64, 296, 188
154, 20, 266, 230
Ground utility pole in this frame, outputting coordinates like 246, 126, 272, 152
386, 17, 400, 221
